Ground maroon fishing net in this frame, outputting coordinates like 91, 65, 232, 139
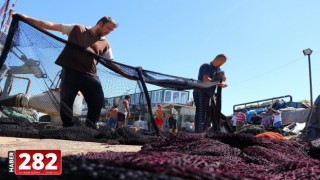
1, 133, 319, 179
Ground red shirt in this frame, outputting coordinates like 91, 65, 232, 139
236, 112, 246, 122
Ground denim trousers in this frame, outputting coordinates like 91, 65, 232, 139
193, 91, 209, 133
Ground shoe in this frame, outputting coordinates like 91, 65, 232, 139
85, 120, 97, 129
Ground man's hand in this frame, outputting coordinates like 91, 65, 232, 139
12, 12, 20, 16
221, 75, 227, 82
218, 83, 228, 88
213, 71, 226, 82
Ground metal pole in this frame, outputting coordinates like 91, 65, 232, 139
307, 54, 313, 105
303, 50, 313, 135
299, 48, 314, 139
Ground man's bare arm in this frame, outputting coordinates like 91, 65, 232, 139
13, 13, 62, 32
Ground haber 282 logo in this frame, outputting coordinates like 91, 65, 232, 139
9, 150, 62, 175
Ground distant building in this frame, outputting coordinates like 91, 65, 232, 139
102, 88, 195, 131
104, 88, 190, 108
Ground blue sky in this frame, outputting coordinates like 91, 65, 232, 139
12, 0, 320, 115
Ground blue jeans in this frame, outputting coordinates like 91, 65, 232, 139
107, 117, 117, 128
60, 67, 104, 127
193, 91, 210, 133
273, 121, 282, 127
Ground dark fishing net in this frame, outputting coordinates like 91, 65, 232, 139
0, 116, 39, 138
237, 124, 265, 135
0, 116, 159, 145
0, 14, 221, 138
309, 139, 320, 159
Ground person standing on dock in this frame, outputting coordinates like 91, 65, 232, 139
13, 13, 134, 129
193, 54, 228, 133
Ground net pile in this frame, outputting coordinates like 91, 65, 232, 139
1, 133, 319, 179
0, 116, 159, 145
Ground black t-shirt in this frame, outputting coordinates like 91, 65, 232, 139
250, 116, 262, 125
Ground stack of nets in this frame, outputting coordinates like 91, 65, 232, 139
0, 132, 319, 179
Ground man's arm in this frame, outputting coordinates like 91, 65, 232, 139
202, 74, 212, 82
14, 13, 62, 32
243, 114, 247, 124
203, 74, 228, 88
124, 101, 131, 118
106, 110, 110, 118
250, 117, 254, 124
269, 108, 279, 115
169, 109, 173, 118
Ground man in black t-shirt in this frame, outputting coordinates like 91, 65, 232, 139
250, 112, 262, 125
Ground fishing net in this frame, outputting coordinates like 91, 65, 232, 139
1, 12, 319, 180
0, 14, 220, 137
0, 133, 320, 179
